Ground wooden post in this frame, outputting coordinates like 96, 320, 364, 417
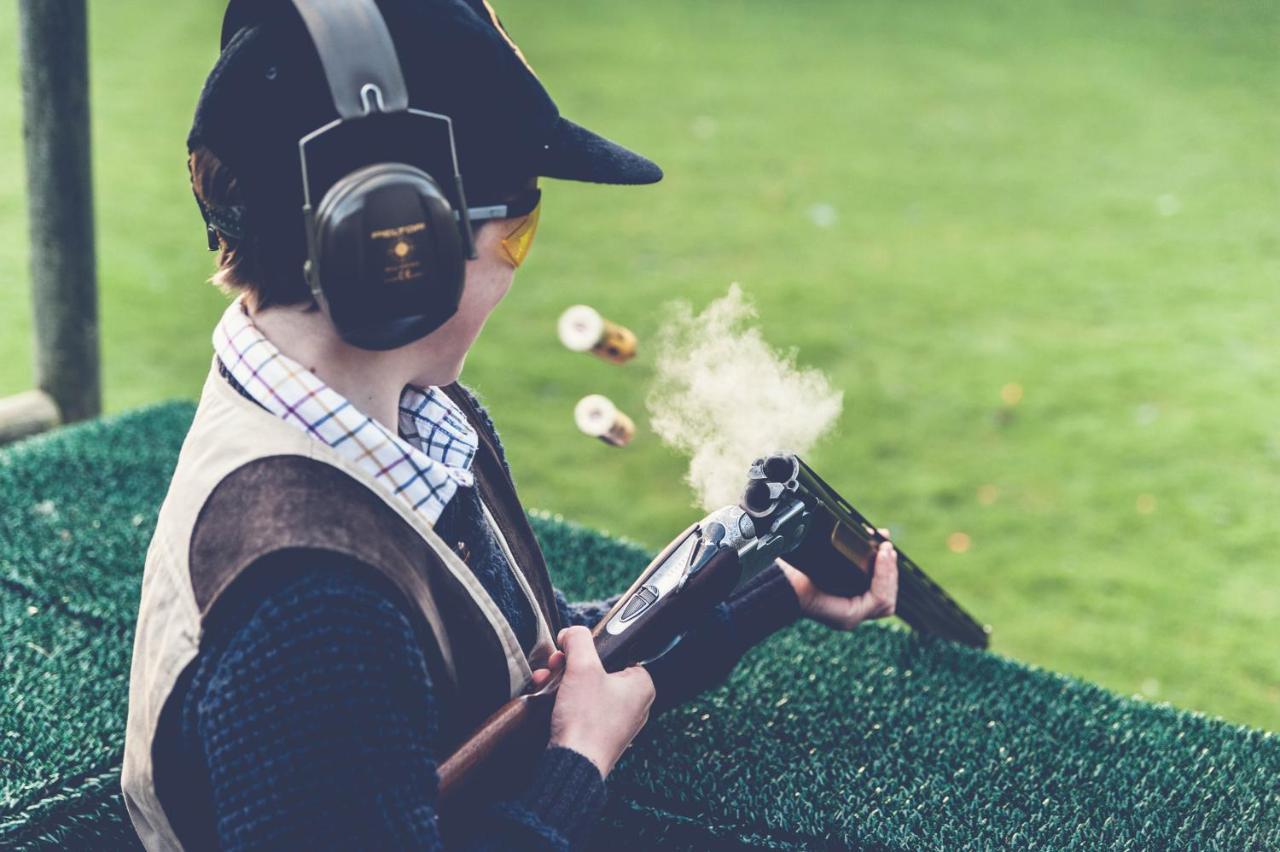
16, 0, 100, 423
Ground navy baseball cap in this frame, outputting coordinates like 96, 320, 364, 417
189, 0, 661, 268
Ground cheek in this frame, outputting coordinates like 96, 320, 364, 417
450, 265, 514, 334
467, 261, 515, 314
428, 226, 517, 344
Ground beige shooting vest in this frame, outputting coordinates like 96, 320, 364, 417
121, 363, 562, 851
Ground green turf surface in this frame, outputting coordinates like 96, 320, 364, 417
1, 405, 1277, 850
0, 0, 1275, 731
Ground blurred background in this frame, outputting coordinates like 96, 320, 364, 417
0, 0, 1275, 729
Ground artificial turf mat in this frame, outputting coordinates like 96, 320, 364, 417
0, 404, 1275, 850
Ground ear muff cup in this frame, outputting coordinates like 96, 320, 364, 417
308, 162, 466, 350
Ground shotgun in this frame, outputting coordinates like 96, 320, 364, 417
437, 452, 989, 814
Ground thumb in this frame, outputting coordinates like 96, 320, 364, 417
559, 625, 603, 676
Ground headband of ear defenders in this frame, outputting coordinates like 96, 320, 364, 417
222, 0, 409, 119
288, 0, 410, 118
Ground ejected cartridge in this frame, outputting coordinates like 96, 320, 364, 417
574, 394, 635, 447
558, 305, 637, 364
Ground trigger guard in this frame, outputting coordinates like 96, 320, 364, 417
636, 631, 686, 666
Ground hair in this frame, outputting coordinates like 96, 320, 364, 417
188, 145, 307, 310
188, 145, 501, 311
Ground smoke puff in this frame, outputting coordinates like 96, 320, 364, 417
647, 283, 843, 510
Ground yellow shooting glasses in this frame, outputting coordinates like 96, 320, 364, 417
461, 186, 542, 269
500, 196, 540, 268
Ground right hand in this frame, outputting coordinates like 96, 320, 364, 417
545, 625, 655, 779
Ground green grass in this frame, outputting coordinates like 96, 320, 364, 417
0, 0, 1276, 729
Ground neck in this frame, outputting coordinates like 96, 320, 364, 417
248, 303, 456, 432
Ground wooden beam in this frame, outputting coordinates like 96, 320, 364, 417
17, 0, 101, 423
0, 389, 60, 445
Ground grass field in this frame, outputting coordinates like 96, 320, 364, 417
0, 0, 1276, 729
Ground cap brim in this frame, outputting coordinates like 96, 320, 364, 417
535, 117, 663, 185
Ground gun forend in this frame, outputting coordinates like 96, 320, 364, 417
743, 453, 991, 648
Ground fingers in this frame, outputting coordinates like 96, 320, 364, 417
867, 540, 898, 618
829, 540, 897, 628
529, 647, 567, 690
797, 533, 900, 631
558, 625, 603, 676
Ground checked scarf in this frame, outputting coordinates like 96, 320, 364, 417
212, 297, 479, 526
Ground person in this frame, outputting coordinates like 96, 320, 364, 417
121, 1, 899, 849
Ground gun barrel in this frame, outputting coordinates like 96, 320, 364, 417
748, 454, 990, 649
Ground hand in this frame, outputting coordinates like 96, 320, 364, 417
779, 530, 898, 630
543, 625, 655, 779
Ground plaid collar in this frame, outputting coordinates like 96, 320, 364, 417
212, 297, 478, 526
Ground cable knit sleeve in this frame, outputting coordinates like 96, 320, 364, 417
192, 561, 606, 851
554, 587, 624, 629
552, 560, 802, 716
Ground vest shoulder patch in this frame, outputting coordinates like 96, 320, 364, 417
189, 454, 428, 616
188, 454, 514, 743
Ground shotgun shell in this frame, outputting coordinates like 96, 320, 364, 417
574, 394, 635, 447
557, 305, 637, 364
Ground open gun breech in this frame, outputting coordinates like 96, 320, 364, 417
594, 498, 813, 667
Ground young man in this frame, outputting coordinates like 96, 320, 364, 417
122, 1, 898, 849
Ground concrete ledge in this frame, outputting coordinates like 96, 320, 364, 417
0, 388, 59, 445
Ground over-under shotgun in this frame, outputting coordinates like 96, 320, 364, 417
437, 453, 989, 814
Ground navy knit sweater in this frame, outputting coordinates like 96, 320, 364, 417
167, 372, 802, 849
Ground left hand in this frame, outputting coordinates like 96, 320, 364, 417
778, 530, 898, 630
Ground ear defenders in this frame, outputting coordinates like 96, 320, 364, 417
229, 0, 478, 350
